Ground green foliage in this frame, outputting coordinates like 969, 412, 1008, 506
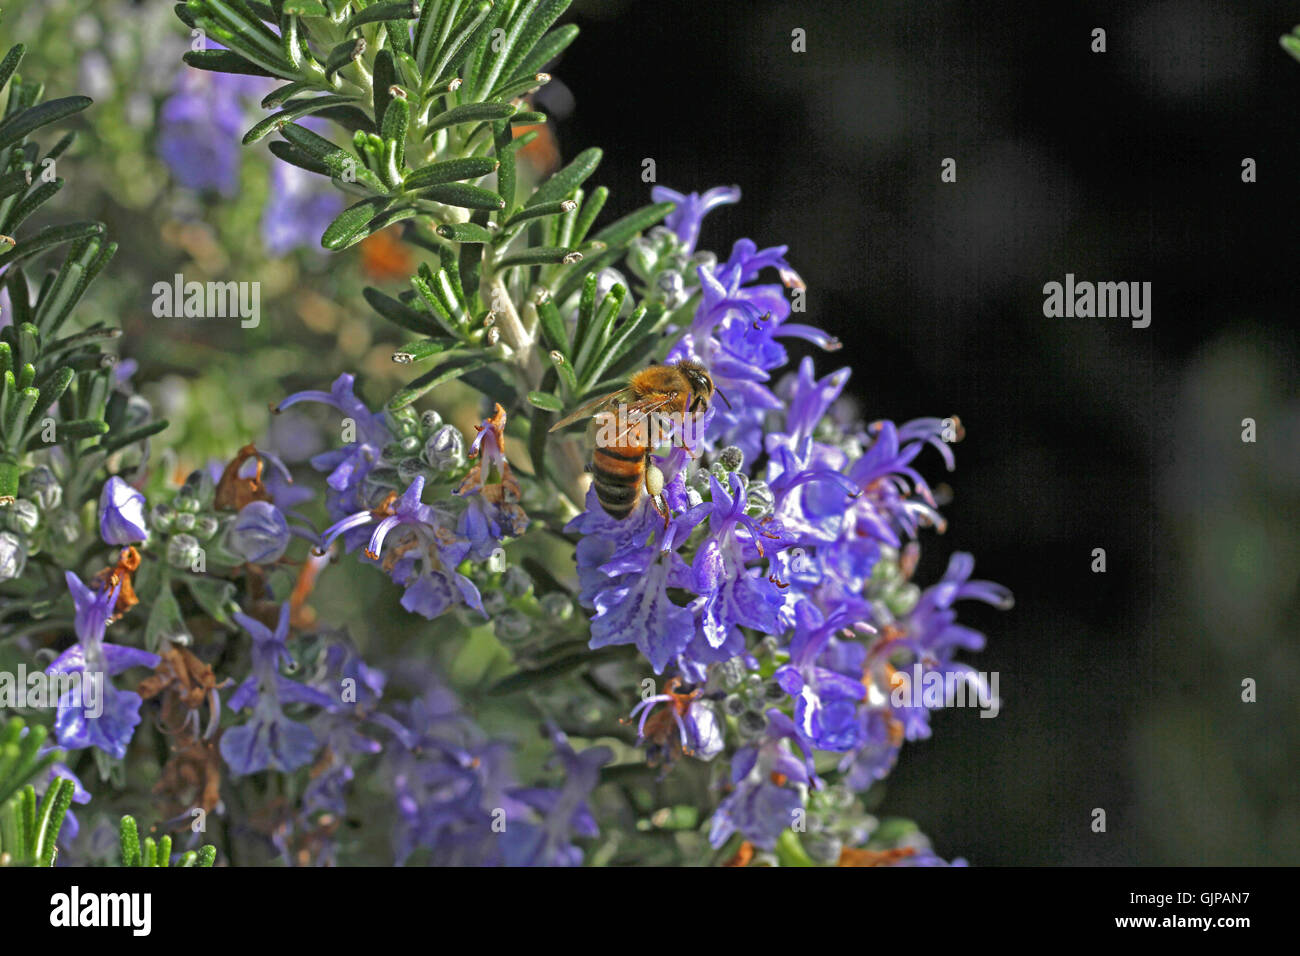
0, 684, 214, 871
118, 814, 217, 867
0, 40, 165, 637
0, 715, 60, 807
178, 0, 681, 508
0, 715, 71, 867
1284, 25, 1300, 63
0, 778, 73, 866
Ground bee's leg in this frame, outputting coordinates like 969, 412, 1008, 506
651, 494, 671, 527
645, 461, 671, 527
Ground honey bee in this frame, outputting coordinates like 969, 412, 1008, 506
549, 360, 728, 521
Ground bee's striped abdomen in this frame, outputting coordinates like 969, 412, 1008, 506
592, 443, 647, 519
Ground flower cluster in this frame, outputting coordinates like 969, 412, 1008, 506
279, 376, 528, 620
376, 692, 609, 867
0, 2, 1010, 869
566, 187, 1011, 860
22, 458, 585, 866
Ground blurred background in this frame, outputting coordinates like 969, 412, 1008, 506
4, 0, 1297, 864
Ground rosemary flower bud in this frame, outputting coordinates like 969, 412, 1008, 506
538, 592, 572, 621
424, 425, 465, 471
167, 533, 202, 569
0, 532, 26, 581
23, 466, 61, 511
5, 499, 39, 536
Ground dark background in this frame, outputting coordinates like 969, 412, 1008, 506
558, 0, 1300, 865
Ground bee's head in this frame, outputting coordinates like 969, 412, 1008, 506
677, 360, 715, 410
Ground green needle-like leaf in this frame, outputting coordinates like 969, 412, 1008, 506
321, 196, 394, 250
33, 777, 73, 866
0, 45, 25, 97
343, 1, 422, 33
526, 390, 562, 412
415, 182, 504, 210
0, 97, 92, 153
323, 37, 367, 81
363, 287, 441, 335
392, 337, 459, 364
386, 355, 493, 410
534, 293, 569, 355
182, 49, 278, 76
101, 418, 169, 454
436, 221, 494, 242
120, 815, 141, 867
0, 222, 105, 269
242, 94, 360, 145
526, 146, 601, 212
426, 0, 495, 87
403, 156, 498, 189
424, 101, 517, 138
496, 246, 580, 269
589, 200, 673, 248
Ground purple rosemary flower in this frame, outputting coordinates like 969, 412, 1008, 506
375, 689, 531, 866
502, 728, 611, 866
228, 500, 290, 564
276, 372, 395, 535
99, 476, 149, 545
890, 848, 969, 867
650, 184, 741, 253
570, 469, 795, 676
774, 599, 872, 752
688, 473, 788, 655
837, 553, 1011, 787
319, 476, 484, 621
769, 356, 853, 452
590, 546, 696, 673
47, 572, 159, 759
377, 697, 610, 867
708, 710, 818, 851
566, 477, 685, 604
648, 186, 844, 464
315, 633, 387, 714
656, 205, 835, 460
569, 473, 709, 672
262, 161, 344, 255
156, 64, 267, 195
454, 404, 529, 560
220, 602, 335, 776
844, 419, 950, 548
294, 635, 386, 865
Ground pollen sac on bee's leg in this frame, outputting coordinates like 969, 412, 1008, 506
644, 462, 671, 525
644, 462, 665, 498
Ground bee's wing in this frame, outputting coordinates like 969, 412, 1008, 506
606, 393, 683, 445
548, 388, 633, 432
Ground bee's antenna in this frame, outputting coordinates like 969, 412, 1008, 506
715, 387, 733, 410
